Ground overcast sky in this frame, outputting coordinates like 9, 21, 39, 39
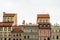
0, 0, 60, 25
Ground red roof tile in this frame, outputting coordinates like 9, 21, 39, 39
0, 22, 13, 27
13, 26, 23, 30
3, 12, 16, 17
37, 14, 50, 18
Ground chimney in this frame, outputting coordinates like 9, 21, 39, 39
29, 23, 32, 25
22, 20, 25, 24
3, 12, 5, 14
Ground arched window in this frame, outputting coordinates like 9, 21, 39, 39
44, 24, 46, 27
13, 39, 15, 40
24, 36, 26, 39
17, 34, 18, 36
16, 39, 18, 40
9, 38, 11, 40
20, 39, 21, 40
57, 36, 59, 39
20, 34, 21, 36
4, 38, 6, 40
28, 36, 29, 39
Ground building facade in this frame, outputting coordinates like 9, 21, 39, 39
0, 22, 13, 40
11, 26, 23, 40
51, 24, 60, 40
22, 24, 38, 40
37, 14, 51, 40
0, 12, 17, 40
3, 12, 17, 25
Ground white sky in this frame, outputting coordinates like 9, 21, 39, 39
0, 0, 60, 25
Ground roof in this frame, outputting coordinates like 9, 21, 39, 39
11, 26, 23, 33
0, 22, 13, 27
13, 26, 23, 30
3, 12, 16, 17
37, 14, 50, 18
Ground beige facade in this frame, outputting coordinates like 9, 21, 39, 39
22, 24, 38, 40
0, 26, 12, 40
11, 30, 23, 40
51, 24, 60, 40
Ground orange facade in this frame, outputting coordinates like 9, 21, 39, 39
37, 14, 51, 40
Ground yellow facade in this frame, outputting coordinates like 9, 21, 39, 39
37, 17, 50, 23
13, 14, 17, 25
3, 14, 17, 26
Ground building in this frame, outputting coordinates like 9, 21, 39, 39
51, 24, 60, 40
11, 26, 23, 40
22, 24, 38, 40
0, 22, 13, 40
37, 14, 51, 40
3, 12, 17, 25
0, 12, 17, 40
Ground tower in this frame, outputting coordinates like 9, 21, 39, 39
3, 12, 17, 26
37, 14, 51, 40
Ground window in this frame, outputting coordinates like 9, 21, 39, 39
44, 37, 46, 40
8, 38, 11, 40
0, 32, 2, 36
8, 32, 11, 36
8, 27, 11, 31
20, 34, 21, 36
56, 36, 58, 39
13, 39, 15, 40
8, 17, 12, 22
4, 32, 7, 36
24, 29, 31, 32
4, 27, 7, 31
54, 30, 56, 32
59, 30, 60, 32
44, 30, 46, 34
57, 30, 59, 32
4, 38, 6, 40
48, 31, 50, 34
46, 20, 48, 22
46, 24, 50, 27
32, 30, 36, 32
16, 39, 18, 40
20, 39, 21, 40
40, 37, 42, 40
53, 36, 54, 39
0, 27, 3, 31
3, 17, 6, 22
40, 31, 41, 35
28, 36, 29, 39
17, 34, 18, 36
43, 20, 45, 22
40, 20, 42, 22
13, 34, 15, 36
40, 25, 42, 27
24, 36, 26, 39
44, 25, 46, 27
0, 38, 2, 40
